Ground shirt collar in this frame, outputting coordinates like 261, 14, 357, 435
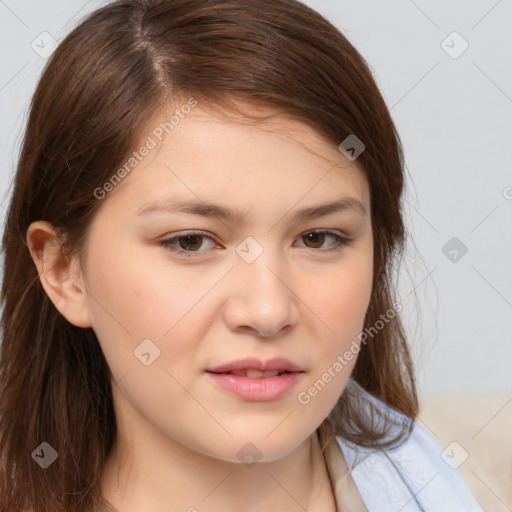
317, 420, 368, 512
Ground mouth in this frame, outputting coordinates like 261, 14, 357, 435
207, 369, 298, 378
206, 356, 303, 375
204, 357, 304, 401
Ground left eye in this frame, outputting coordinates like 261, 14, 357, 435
297, 231, 349, 250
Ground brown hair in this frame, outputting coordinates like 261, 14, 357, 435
0, 0, 417, 510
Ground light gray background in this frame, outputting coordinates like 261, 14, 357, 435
1, 0, 511, 398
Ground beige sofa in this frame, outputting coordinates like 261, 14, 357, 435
418, 393, 512, 511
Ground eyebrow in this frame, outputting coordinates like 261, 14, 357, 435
136, 196, 366, 222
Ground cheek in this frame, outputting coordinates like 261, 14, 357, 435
84, 246, 217, 382
309, 261, 373, 339
296, 264, 372, 416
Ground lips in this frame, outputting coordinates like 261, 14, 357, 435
205, 358, 304, 401
225, 369, 287, 378
206, 357, 303, 376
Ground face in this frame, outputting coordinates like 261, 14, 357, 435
79, 98, 373, 463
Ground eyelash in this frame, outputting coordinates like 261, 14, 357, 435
157, 230, 351, 258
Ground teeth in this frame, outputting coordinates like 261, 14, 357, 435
229, 369, 282, 378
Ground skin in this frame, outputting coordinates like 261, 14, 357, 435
26, 98, 373, 512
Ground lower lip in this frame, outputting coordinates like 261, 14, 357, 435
205, 371, 303, 401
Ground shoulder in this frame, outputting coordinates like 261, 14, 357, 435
334, 396, 484, 512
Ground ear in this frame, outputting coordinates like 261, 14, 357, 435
26, 221, 92, 328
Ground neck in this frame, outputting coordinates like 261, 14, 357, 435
99, 391, 335, 512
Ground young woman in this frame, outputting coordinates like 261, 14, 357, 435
0, 0, 483, 511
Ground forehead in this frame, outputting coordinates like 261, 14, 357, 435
98, 98, 370, 218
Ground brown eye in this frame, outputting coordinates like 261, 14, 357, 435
158, 231, 217, 257
296, 230, 351, 252
302, 232, 326, 249
176, 234, 203, 251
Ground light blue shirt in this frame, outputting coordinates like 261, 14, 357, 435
333, 395, 483, 511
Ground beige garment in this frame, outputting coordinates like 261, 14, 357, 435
316, 420, 368, 512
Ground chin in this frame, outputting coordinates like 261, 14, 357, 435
183, 434, 296, 466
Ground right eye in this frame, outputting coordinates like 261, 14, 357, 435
157, 231, 219, 257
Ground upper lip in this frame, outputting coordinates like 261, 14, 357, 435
206, 357, 303, 373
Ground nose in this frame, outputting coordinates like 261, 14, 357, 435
222, 247, 299, 338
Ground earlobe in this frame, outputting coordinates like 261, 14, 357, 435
26, 221, 92, 328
